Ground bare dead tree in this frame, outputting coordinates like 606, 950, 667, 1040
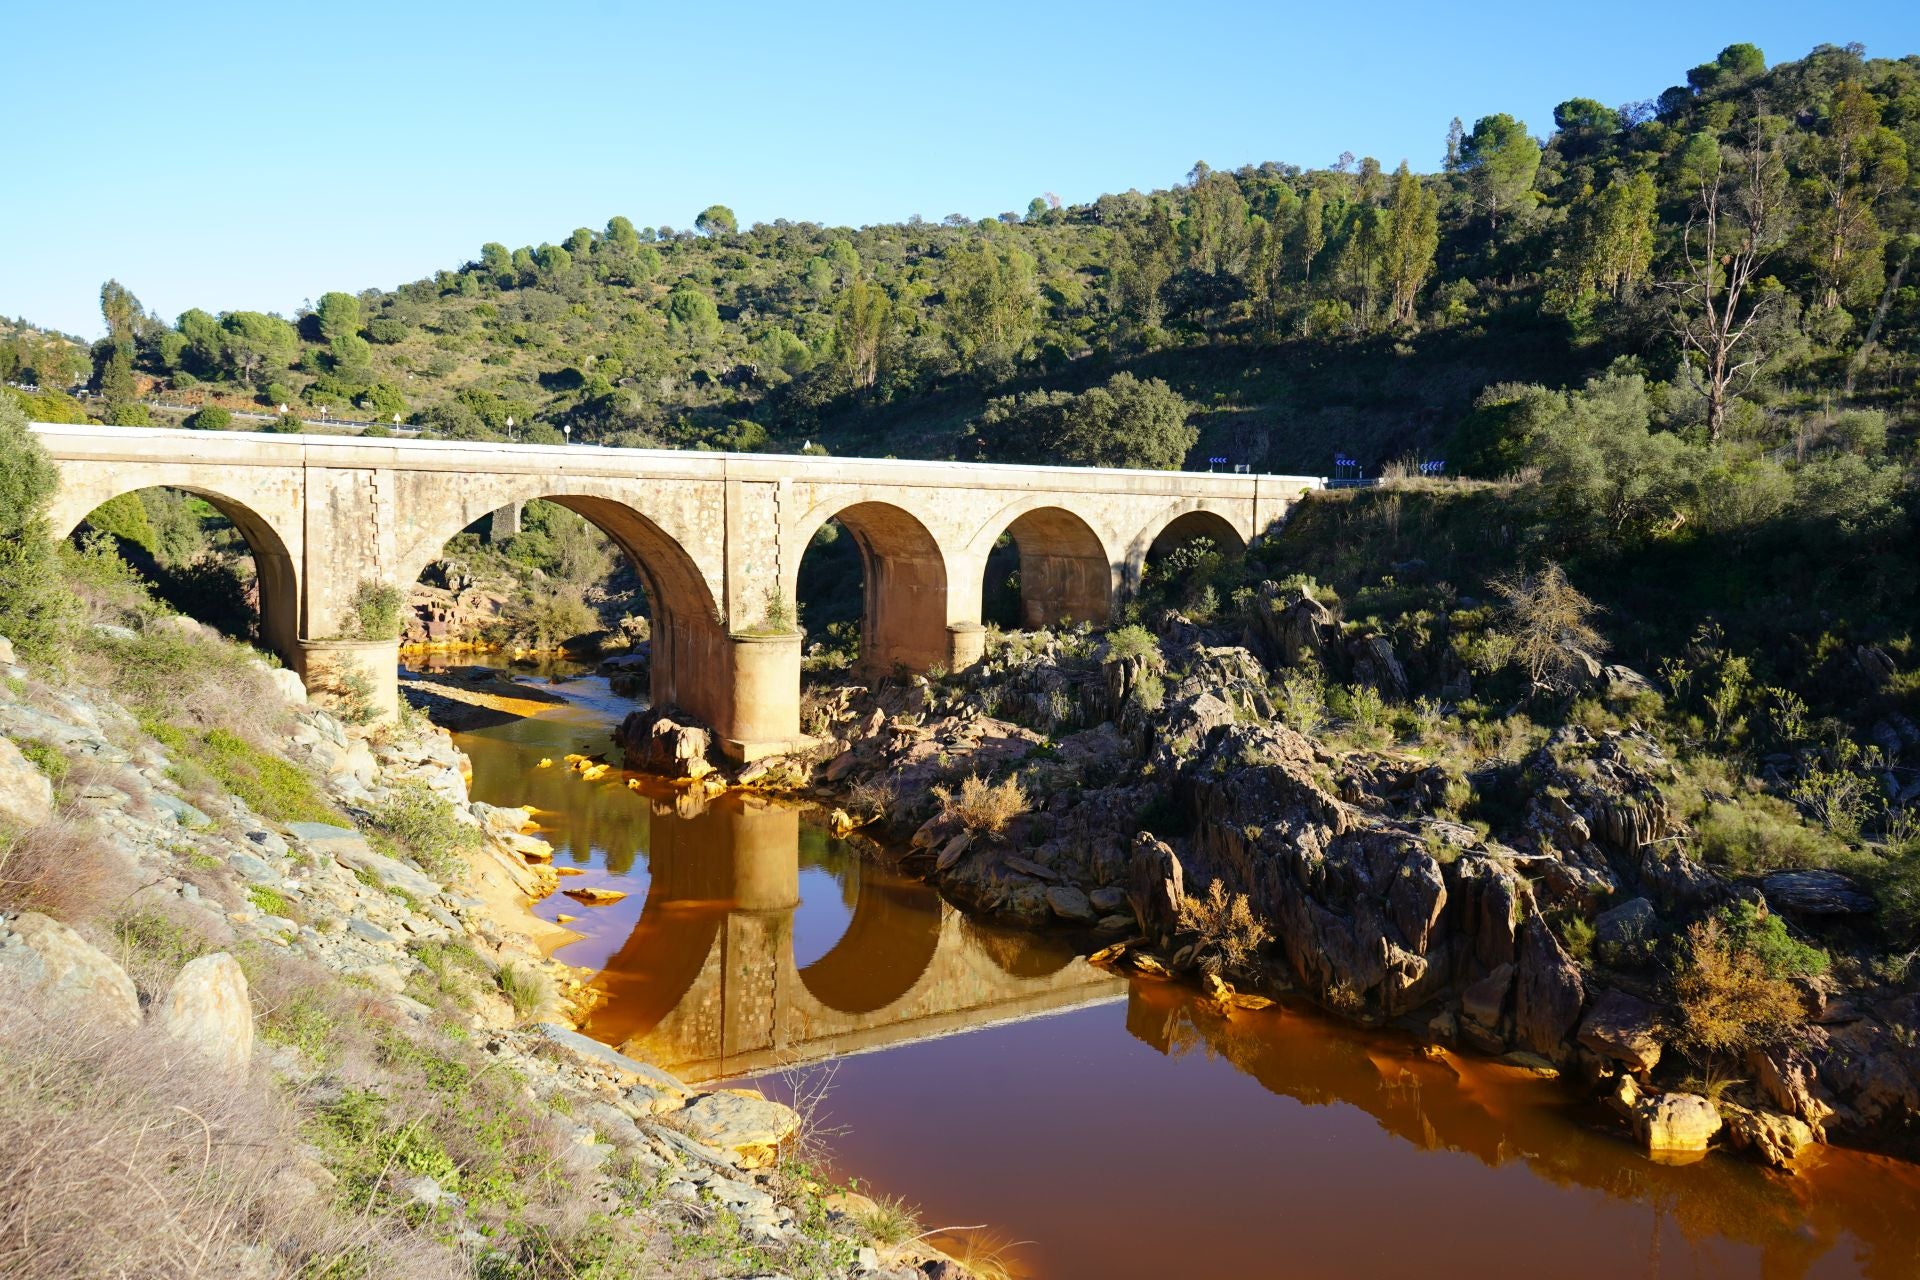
1660, 119, 1787, 442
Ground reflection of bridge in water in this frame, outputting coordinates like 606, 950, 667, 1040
574, 792, 1124, 1083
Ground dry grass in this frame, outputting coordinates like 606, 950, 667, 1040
931, 774, 1029, 835
1178, 879, 1272, 973
0, 976, 456, 1280
0, 815, 141, 925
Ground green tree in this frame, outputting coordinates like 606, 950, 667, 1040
664, 287, 721, 346
315, 292, 361, 346
940, 238, 1039, 366
1803, 81, 1908, 310
1298, 188, 1325, 283
694, 204, 738, 237
1383, 162, 1440, 324
1459, 113, 1542, 230
973, 373, 1195, 470
0, 397, 79, 661
219, 312, 299, 387
833, 279, 894, 391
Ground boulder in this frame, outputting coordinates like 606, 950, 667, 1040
157, 952, 254, 1072
1127, 833, 1185, 945
616, 708, 714, 780
1348, 634, 1409, 702
1265, 588, 1338, 670
0, 735, 55, 831
289, 822, 441, 899
1577, 989, 1664, 1073
1721, 1103, 1815, 1170
0, 912, 141, 1027
1638, 1092, 1723, 1155
1044, 885, 1096, 923
268, 668, 308, 704
1615, 1080, 1721, 1156
1594, 897, 1658, 960
0, 635, 14, 666
675, 1091, 800, 1169
1514, 920, 1585, 1058
1460, 963, 1515, 1035
1761, 870, 1875, 917
535, 1023, 691, 1097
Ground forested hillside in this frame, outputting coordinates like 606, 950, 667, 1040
6, 40, 1916, 477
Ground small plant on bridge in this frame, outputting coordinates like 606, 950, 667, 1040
340, 580, 405, 640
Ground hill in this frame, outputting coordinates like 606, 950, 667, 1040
8, 40, 1916, 475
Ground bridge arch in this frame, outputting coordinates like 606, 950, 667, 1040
974, 502, 1116, 630
54, 478, 302, 669
790, 500, 950, 675
1127, 505, 1248, 592
395, 483, 726, 716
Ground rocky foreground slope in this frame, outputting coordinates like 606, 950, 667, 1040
0, 625, 966, 1280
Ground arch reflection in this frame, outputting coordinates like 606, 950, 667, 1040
573, 791, 1119, 1082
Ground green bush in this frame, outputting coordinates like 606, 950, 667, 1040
366, 781, 479, 882
342, 580, 405, 639
1104, 623, 1160, 663
1696, 795, 1849, 873
0, 399, 82, 662
184, 406, 232, 431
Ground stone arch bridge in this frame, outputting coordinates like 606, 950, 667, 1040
32, 424, 1321, 759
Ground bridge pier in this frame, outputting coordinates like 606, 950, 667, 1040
702, 632, 803, 763
298, 638, 401, 720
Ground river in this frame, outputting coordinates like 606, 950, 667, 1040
408, 658, 1920, 1280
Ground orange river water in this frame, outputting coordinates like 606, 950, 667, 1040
410, 658, 1920, 1280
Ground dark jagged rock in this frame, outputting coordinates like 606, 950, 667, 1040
1127, 833, 1185, 946
1514, 920, 1585, 1059
1761, 870, 1875, 917
1577, 989, 1664, 1073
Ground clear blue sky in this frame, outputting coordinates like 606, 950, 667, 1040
6, 0, 1916, 338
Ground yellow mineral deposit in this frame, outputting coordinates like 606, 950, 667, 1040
563, 885, 629, 906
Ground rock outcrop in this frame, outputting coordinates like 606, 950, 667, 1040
0, 912, 141, 1026
158, 952, 254, 1071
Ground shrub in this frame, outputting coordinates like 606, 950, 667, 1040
498, 962, 553, 1021
1696, 796, 1848, 873
1673, 903, 1823, 1059
1177, 879, 1271, 973
1104, 624, 1160, 663
365, 780, 479, 883
342, 579, 405, 640
184, 406, 232, 430
0, 988, 435, 1280
932, 774, 1029, 835
0, 817, 136, 922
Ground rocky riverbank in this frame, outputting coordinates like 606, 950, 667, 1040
618, 599, 1920, 1173
0, 624, 972, 1279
